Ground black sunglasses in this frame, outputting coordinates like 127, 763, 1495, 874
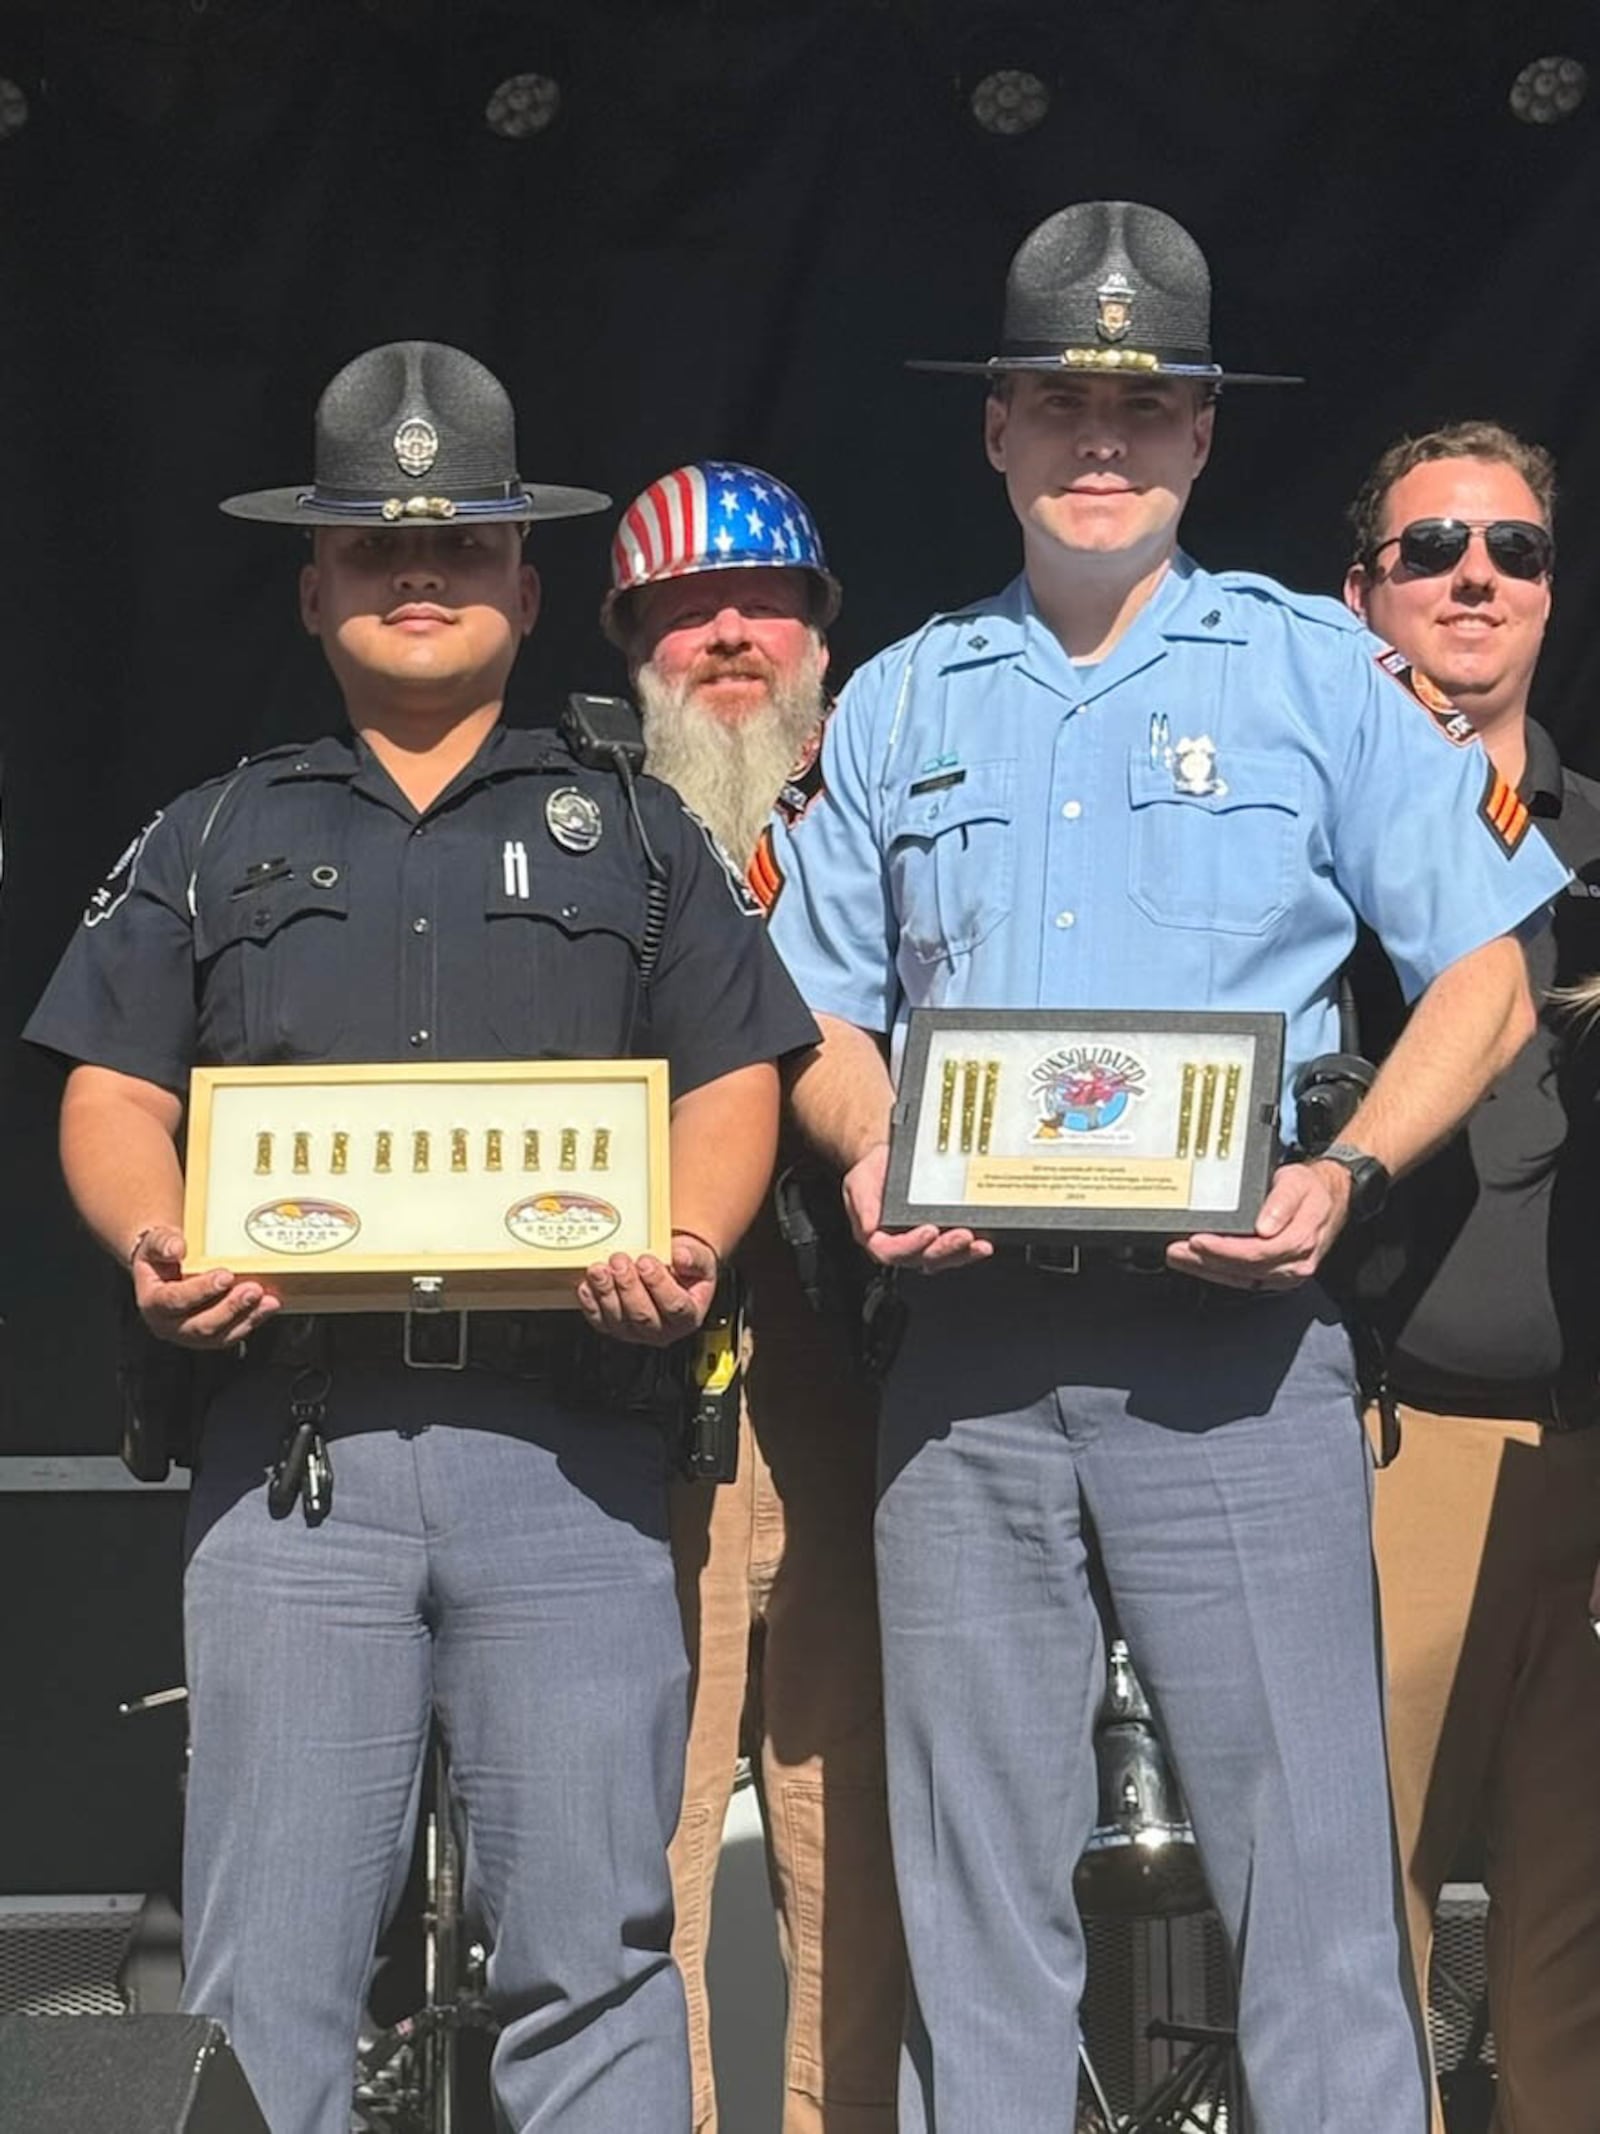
1370, 516, 1553, 581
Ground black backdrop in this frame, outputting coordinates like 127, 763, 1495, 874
3, 0, 1600, 1456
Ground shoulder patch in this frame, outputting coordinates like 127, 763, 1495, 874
682, 803, 763, 917
748, 826, 785, 913
1374, 646, 1477, 746
1479, 764, 1531, 856
83, 811, 164, 928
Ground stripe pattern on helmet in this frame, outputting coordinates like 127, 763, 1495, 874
610, 460, 830, 595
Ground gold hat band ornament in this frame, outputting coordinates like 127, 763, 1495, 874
381, 494, 459, 522
1058, 346, 1162, 371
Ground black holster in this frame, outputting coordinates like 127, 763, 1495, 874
1291, 1052, 1400, 1467
117, 1302, 233, 1481
772, 1163, 906, 1381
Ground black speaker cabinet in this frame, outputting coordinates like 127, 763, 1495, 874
0, 2015, 268, 2132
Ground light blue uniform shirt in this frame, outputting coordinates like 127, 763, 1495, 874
767, 555, 1569, 1109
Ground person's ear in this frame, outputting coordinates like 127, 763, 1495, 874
519, 563, 541, 637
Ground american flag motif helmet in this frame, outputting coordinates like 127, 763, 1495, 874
602, 460, 841, 643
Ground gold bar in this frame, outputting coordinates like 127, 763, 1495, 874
331, 1131, 349, 1175
1176, 1064, 1196, 1158
937, 1058, 958, 1154
1195, 1064, 1219, 1158
560, 1127, 578, 1171
450, 1127, 468, 1172
485, 1128, 503, 1172
977, 1060, 1001, 1155
254, 1131, 273, 1175
375, 1129, 393, 1174
1216, 1062, 1243, 1159
593, 1126, 611, 1171
960, 1054, 985, 1152
412, 1129, 430, 1173
522, 1129, 540, 1171
292, 1131, 311, 1175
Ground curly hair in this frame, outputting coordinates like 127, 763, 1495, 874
1346, 421, 1556, 567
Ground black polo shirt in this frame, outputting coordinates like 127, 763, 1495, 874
26, 723, 818, 1096
1348, 718, 1600, 1391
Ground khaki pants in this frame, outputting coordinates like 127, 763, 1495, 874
669, 1209, 905, 2133
1371, 1402, 1600, 2134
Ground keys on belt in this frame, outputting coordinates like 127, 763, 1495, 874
267, 1368, 334, 1526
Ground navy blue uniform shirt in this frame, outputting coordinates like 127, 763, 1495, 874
26, 723, 818, 1093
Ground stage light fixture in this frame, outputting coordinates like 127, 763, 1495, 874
485, 70, 561, 139
0, 75, 28, 140
970, 65, 1051, 136
1509, 53, 1588, 123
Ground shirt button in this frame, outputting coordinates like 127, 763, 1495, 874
1061, 800, 1082, 820
411, 823, 427, 839
409, 1029, 430, 1046
411, 916, 430, 934
561, 904, 579, 920
1054, 910, 1076, 929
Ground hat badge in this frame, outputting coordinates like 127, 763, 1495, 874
1095, 271, 1135, 344
393, 417, 439, 479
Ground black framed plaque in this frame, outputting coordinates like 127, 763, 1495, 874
882, 1009, 1285, 1241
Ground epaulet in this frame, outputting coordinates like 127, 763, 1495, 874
188, 739, 310, 797
481, 725, 586, 775
1212, 571, 1363, 634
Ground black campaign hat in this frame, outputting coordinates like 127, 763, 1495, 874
219, 340, 610, 526
909, 201, 1300, 387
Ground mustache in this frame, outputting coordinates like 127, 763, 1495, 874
687, 653, 777, 687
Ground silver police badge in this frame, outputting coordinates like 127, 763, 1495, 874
545, 787, 604, 853
1095, 271, 1135, 344
393, 417, 439, 478
1171, 735, 1228, 799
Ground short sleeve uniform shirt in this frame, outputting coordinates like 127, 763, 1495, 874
27, 723, 818, 1092
766, 556, 1568, 1108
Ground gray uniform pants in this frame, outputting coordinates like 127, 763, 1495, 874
180, 1363, 691, 2134
876, 1262, 1428, 2134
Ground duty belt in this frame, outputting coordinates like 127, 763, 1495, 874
1010, 1241, 1171, 1277
1387, 1370, 1600, 1433
246, 1310, 561, 1376
997, 1241, 1268, 1306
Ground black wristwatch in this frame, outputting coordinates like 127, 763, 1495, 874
1315, 1142, 1391, 1223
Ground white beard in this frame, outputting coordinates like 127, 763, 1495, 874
637, 640, 826, 867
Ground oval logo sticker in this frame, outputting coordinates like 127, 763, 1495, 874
506, 1191, 621, 1251
244, 1198, 361, 1256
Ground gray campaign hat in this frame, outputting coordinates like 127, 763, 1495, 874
908, 201, 1301, 386
220, 340, 610, 527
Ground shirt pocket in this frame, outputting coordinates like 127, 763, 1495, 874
886, 759, 1016, 963
484, 859, 648, 1056
193, 865, 351, 1061
1126, 748, 1304, 936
